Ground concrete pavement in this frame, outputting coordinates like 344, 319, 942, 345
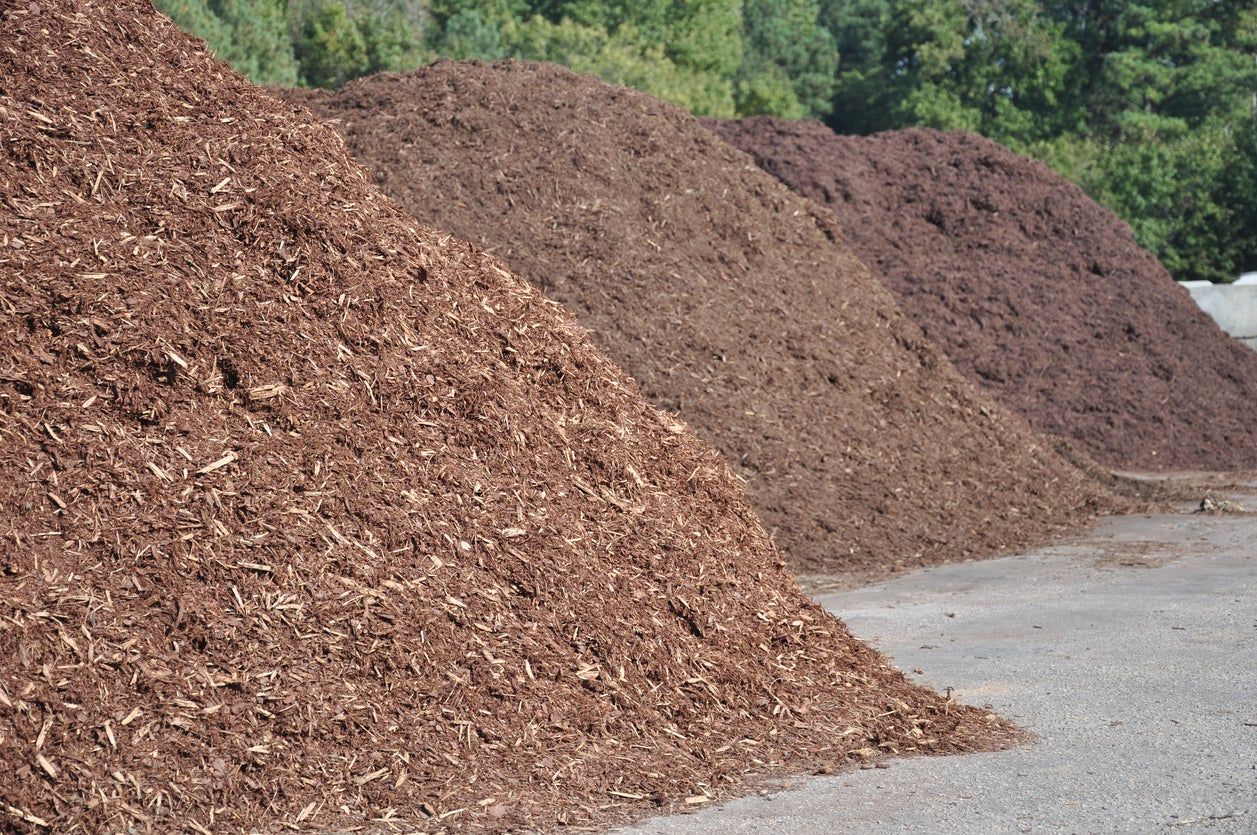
620, 510, 1257, 834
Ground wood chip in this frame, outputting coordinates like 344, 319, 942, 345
36, 754, 58, 780
196, 451, 237, 474
353, 767, 389, 786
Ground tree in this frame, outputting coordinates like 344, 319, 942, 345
1081, 124, 1236, 282
504, 15, 738, 115
434, 8, 508, 59
156, 0, 298, 87
824, 0, 1078, 144
355, 7, 426, 74
294, 2, 426, 87
1044, 0, 1257, 138
891, 0, 1076, 143
213, 0, 300, 86
297, 3, 369, 88
1221, 113, 1257, 274
738, 0, 838, 117
517, 1, 745, 88
1036, 1, 1257, 279
735, 58, 808, 118
820, 0, 891, 132
156, 0, 231, 53
425, 1, 745, 115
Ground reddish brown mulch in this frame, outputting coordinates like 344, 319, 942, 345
707, 118, 1257, 472
0, 3, 1017, 833
284, 62, 1119, 579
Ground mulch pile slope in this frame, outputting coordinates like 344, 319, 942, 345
287, 62, 1117, 577
0, 3, 1016, 832
708, 118, 1257, 472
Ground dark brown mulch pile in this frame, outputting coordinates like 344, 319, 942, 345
708, 118, 1257, 472
0, 3, 1017, 833
285, 63, 1118, 579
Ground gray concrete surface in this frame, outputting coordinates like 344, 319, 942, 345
1183, 281, 1257, 350
620, 511, 1257, 834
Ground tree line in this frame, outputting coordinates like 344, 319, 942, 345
159, 1, 1257, 283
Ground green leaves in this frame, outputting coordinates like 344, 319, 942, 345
295, 3, 426, 88
156, 0, 297, 86
822, 0, 1257, 281
157, 0, 426, 89
433, 9, 508, 60
430, 1, 747, 116
157, 0, 1257, 281
503, 14, 739, 116
738, 0, 837, 117
298, 4, 368, 88
828, 0, 1076, 144
215, 0, 300, 86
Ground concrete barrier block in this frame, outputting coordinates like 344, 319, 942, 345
1184, 282, 1257, 345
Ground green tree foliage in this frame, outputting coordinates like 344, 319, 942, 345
157, 0, 231, 53
529, 0, 743, 80
294, 2, 426, 87
1226, 114, 1257, 274
819, 0, 889, 131
215, 0, 301, 86
735, 59, 808, 119
1047, 0, 1257, 134
433, 8, 508, 59
159, 0, 1257, 279
1036, 1, 1257, 279
297, 3, 369, 88
357, 6, 428, 73
156, 0, 298, 86
428, 0, 744, 115
1076, 125, 1239, 282
511, 16, 736, 114
158, 0, 425, 89
827, 0, 1077, 144
822, 0, 1257, 280
738, 0, 837, 117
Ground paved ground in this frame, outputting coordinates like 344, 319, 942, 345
621, 509, 1257, 834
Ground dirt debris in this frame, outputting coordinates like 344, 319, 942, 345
286, 62, 1119, 578
1194, 496, 1246, 514
707, 117, 1257, 472
0, 3, 1017, 832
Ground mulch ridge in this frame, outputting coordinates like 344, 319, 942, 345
707, 117, 1257, 471
284, 61, 1120, 578
0, 3, 1014, 833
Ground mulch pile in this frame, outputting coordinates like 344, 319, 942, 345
708, 118, 1257, 472
0, 3, 1016, 832
286, 62, 1118, 578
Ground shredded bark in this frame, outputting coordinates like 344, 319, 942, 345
0, 4, 1015, 833
709, 117, 1257, 472
284, 62, 1120, 579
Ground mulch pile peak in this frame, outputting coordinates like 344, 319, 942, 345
708, 117, 1257, 472
0, 3, 1014, 832
287, 61, 1118, 578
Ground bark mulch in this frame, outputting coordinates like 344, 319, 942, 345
286, 62, 1119, 579
0, 4, 1015, 833
709, 117, 1257, 472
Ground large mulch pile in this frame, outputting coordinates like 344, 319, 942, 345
708, 118, 1257, 472
285, 63, 1117, 579
0, 3, 1017, 832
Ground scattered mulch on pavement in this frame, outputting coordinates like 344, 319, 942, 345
0, 3, 1016, 832
1194, 496, 1248, 514
708, 118, 1257, 472
286, 62, 1118, 578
